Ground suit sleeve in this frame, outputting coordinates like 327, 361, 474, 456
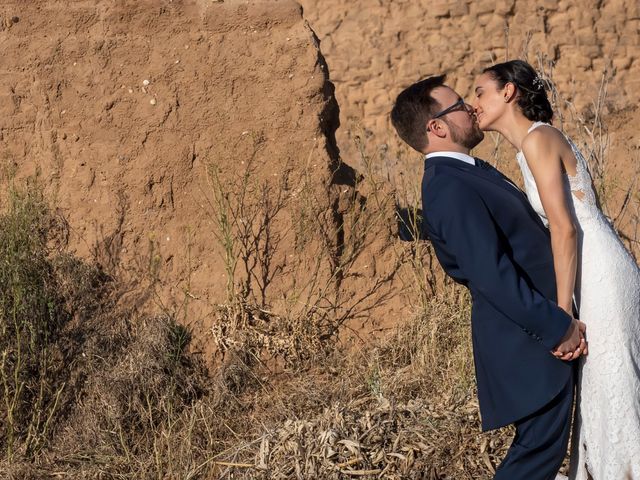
425, 178, 572, 350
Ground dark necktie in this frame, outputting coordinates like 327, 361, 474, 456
474, 157, 524, 194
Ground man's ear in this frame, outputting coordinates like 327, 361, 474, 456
427, 118, 447, 138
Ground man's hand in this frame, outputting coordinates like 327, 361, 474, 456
551, 318, 587, 361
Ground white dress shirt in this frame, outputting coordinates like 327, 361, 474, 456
425, 151, 476, 166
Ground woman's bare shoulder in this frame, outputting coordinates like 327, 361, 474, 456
522, 124, 569, 157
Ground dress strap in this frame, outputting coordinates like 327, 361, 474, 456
527, 121, 550, 133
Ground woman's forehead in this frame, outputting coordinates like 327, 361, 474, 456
475, 72, 493, 86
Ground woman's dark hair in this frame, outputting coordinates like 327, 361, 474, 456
483, 60, 553, 123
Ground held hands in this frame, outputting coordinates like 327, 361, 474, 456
551, 318, 588, 361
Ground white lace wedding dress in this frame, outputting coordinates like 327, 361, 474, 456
516, 122, 640, 480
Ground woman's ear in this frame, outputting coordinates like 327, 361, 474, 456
503, 82, 517, 102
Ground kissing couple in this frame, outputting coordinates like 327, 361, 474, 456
391, 60, 640, 479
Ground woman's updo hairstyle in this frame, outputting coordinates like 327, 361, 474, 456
483, 60, 553, 123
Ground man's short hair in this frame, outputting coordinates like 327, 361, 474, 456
390, 75, 446, 152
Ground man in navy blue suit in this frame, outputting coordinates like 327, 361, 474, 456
390, 75, 587, 479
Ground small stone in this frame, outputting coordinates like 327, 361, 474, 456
11, 16, 19, 24
61, 109, 66, 115
62, 133, 67, 140
128, 88, 133, 93
288, 74, 294, 79
175, 60, 180, 64
286, 37, 291, 41
73, 62, 77, 66
142, 79, 150, 86
150, 98, 157, 105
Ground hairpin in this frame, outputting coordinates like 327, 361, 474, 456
532, 76, 545, 90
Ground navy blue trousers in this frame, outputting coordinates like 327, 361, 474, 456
494, 374, 575, 480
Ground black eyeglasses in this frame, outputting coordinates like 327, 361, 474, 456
432, 98, 469, 119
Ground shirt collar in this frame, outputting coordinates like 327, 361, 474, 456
425, 151, 475, 166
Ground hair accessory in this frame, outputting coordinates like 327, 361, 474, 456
532, 76, 544, 91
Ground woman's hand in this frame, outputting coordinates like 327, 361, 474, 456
552, 318, 588, 361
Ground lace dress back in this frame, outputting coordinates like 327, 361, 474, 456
516, 122, 640, 480
516, 122, 600, 229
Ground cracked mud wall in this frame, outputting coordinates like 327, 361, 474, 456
0, 0, 401, 352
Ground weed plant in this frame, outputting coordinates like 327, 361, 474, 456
0, 184, 66, 460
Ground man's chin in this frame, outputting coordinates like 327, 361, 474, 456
447, 120, 485, 150
464, 129, 484, 149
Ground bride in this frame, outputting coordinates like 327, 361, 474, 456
472, 60, 640, 479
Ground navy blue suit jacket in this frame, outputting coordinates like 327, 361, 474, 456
421, 156, 573, 431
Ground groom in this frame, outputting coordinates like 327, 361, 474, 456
390, 75, 586, 479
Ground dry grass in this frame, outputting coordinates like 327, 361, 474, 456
212, 287, 513, 480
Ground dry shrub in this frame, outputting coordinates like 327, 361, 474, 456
208, 149, 400, 371
46, 314, 206, 466
211, 301, 336, 368
0, 185, 214, 478
0, 184, 68, 460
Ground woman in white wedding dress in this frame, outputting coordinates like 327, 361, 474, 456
472, 60, 640, 480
